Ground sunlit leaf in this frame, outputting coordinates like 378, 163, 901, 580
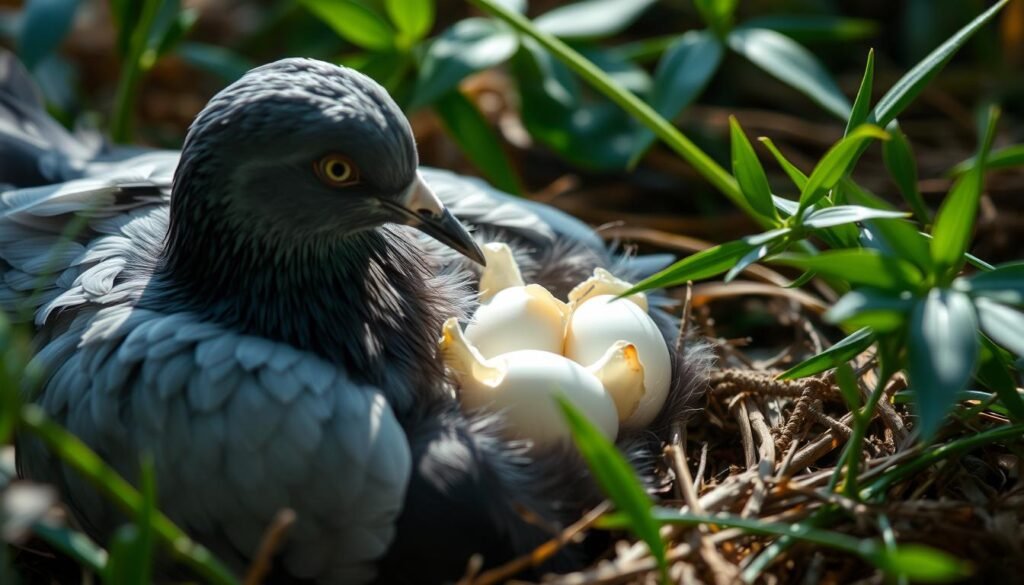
385, 0, 434, 44
845, 49, 874, 136
798, 125, 888, 213
803, 206, 908, 229
871, 544, 972, 583
871, 0, 1009, 125
950, 144, 1024, 175
759, 137, 808, 190
412, 18, 518, 108
730, 117, 779, 222
956, 261, 1024, 306
975, 298, 1024, 357
433, 90, 522, 195
728, 28, 851, 120
907, 289, 979, 440
825, 288, 914, 331
778, 327, 874, 380
772, 250, 922, 290
535, 0, 656, 39
17, 0, 81, 69
861, 218, 933, 274
724, 243, 771, 283
302, 0, 395, 51
632, 30, 723, 161
882, 121, 930, 224
555, 396, 668, 580
694, 0, 738, 33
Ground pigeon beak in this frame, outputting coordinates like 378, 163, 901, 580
391, 173, 486, 265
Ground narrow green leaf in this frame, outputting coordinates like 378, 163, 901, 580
907, 289, 979, 441
694, 0, 738, 34
727, 28, 851, 120
152, 7, 198, 59
772, 250, 923, 290
882, 121, 930, 224
957, 261, 1024, 306
555, 396, 667, 580
31, 521, 107, 574
17, 0, 81, 69
977, 336, 1024, 421
740, 15, 878, 43
759, 137, 808, 190
825, 288, 914, 331
412, 18, 518, 108
534, 0, 656, 39
975, 298, 1024, 357
623, 229, 791, 295
109, 0, 139, 56
871, 0, 1009, 125
950, 144, 1024, 176
385, 0, 434, 43
931, 106, 999, 281
730, 117, 779, 222
798, 125, 889, 213
845, 49, 875, 136
862, 218, 933, 275
433, 90, 522, 195
724, 243, 770, 283
803, 206, 908, 229
835, 363, 862, 412
302, 0, 395, 51
631, 30, 723, 161
777, 327, 874, 380
872, 544, 972, 583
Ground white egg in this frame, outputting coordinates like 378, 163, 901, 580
564, 294, 672, 431
440, 319, 618, 448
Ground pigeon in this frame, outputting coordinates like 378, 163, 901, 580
0, 52, 708, 583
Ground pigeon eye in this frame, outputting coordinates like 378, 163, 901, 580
315, 155, 359, 187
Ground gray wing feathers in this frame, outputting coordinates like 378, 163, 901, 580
24, 307, 412, 584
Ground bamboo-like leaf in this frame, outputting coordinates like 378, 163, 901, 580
556, 396, 667, 580
778, 327, 874, 380
845, 49, 875, 136
975, 298, 1024, 357
798, 125, 889, 213
772, 250, 923, 290
759, 137, 808, 190
730, 117, 779, 222
803, 206, 908, 229
871, 0, 1009, 125
882, 121, 930, 224
825, 288, 914, 331
957, 261, 1024, 306
950, 144, 1024, 176
907, 289, 979, 441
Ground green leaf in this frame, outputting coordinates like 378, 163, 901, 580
385, 0, 434, 44
907, 289, 979, 441
778, 327, 874, 380
433, 90, 522, 196
803, 206, 908, 229
977, 336, 1024, 421
302, 0, 395, 51
555, 396, 667, 581
177, 42, 255, 83
797, 124, 888, 213
104, 459, 155, 584
759, 137, 808, 190
872, 544, 971, 583
727, 28, 851, 120
862, 218, 933, 274
623, 229, 791, 295
412, 18, 518, 108
772, 250, 922, 291
17, 0, 81, 69
951, 144, 1024, 176
975, 298, 1024, 357
152, 7, 198, 59
835, 363, 862, 412
729, 117, 779, 222
724, 242, 771, 283
31, 521, 108, 574
109, 0, 140, 57
844, 49, 874, 136
825, 288, 914, 331
882, 121, 930, 225
631, 30, 723, 161
871, 0, 1010, 126
957, 261, 1024, 306
931, 106, 999, 282
740, 15, 878, 43
534, 0, 656, 39
693, 0, 738, 34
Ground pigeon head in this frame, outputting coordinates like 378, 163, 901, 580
168, 58, 483, 263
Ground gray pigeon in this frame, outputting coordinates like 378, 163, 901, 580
0, 53, 708, 583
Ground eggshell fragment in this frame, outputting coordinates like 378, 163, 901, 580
565, 295, 671, 431
587, 340, 646, 423
440, 319, 618, 448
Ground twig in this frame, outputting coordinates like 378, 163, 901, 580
243, 509, 296, 585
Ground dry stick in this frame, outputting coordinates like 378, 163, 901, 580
732, 398, 757, 470
695, 443, 709, 494
468, 502, 613, 585
243, 508, 296, 585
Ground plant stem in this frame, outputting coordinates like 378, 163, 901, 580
19, 405, 240, 585
111, 0, 162, 143
467, 0, 750, 216
839, 373, 890, 498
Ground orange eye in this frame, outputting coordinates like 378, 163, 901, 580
315, 155, 359, 186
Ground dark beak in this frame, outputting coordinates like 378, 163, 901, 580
388, 173, 486, 265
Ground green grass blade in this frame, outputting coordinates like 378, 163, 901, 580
797, 124, 888, 214
777, 327, 874, 380
729, 116, 779, 222
727, 28, 851, 120
844, 49, 875, 136
468, 0, 748, 215
907, 289, 980, 441
871, 0, 1009, 125
771, 249, 923, 290
555, 396, 668, 581
950, 144, 1024, 176
433, 90, 522, 195
31, 521, 108, 574
758, 137, 808, 190
882, 121, 930, 225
